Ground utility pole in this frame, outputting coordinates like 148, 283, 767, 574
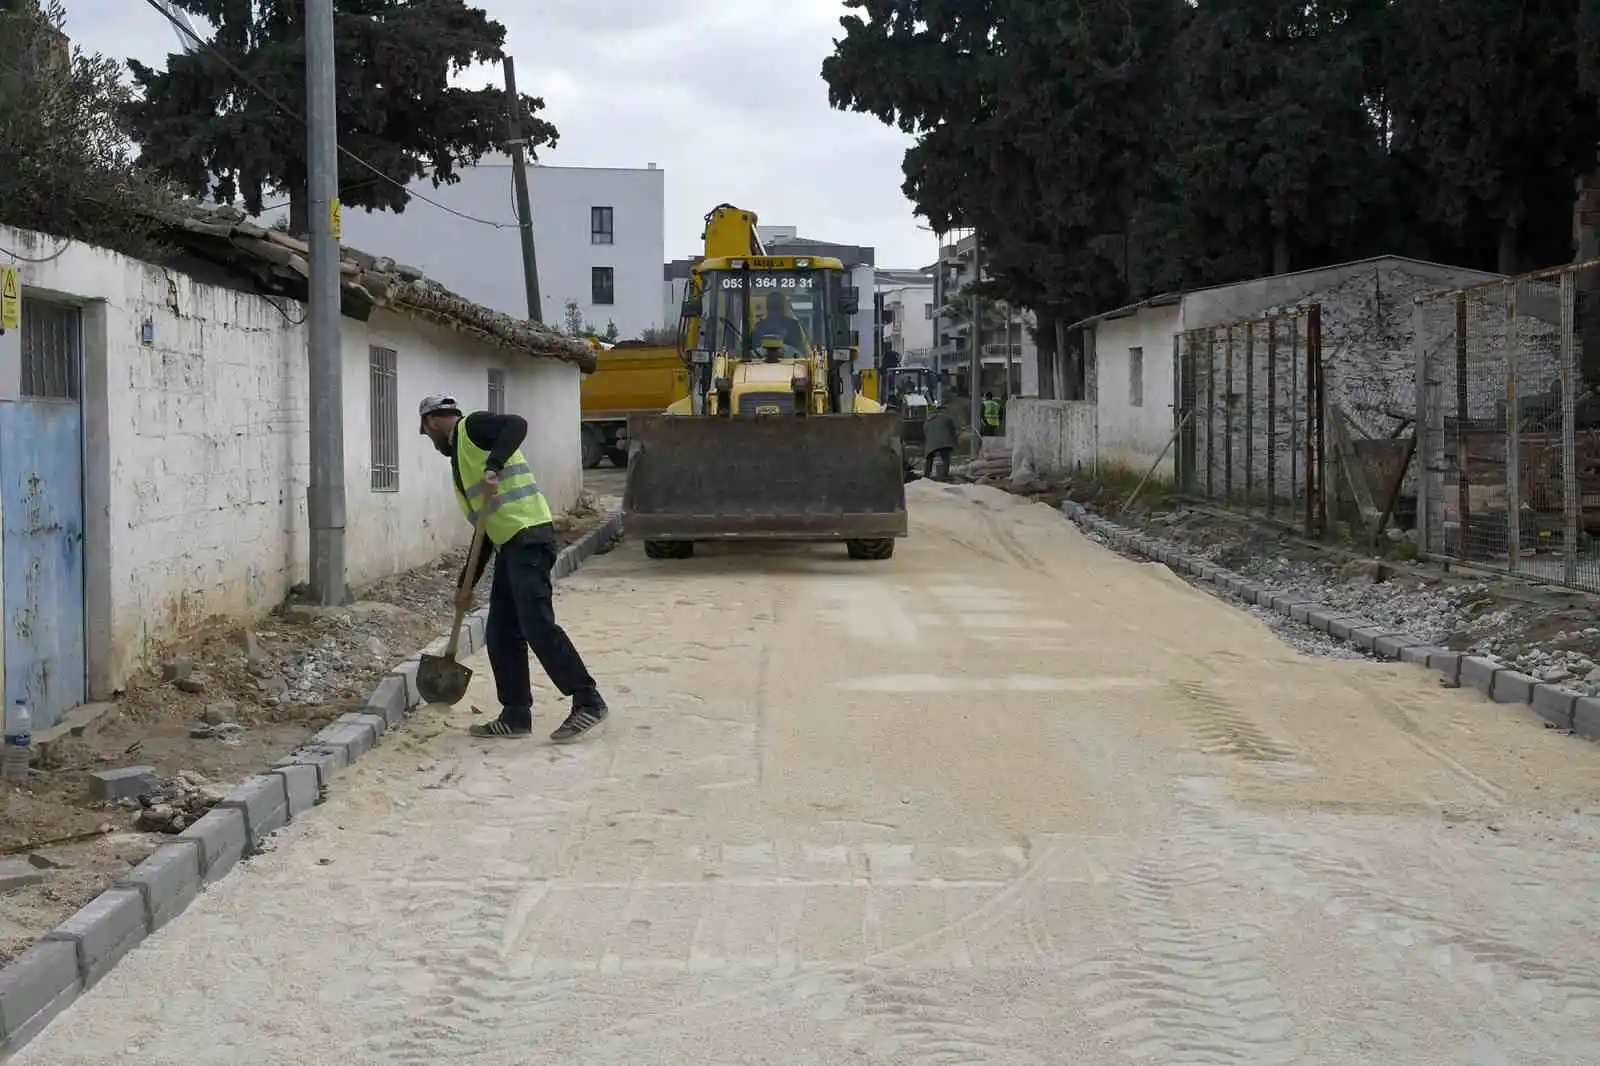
305, 0, 346, 605
502, 56, 543, 323
969, 230, 983, 438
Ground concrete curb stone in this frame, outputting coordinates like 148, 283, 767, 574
1373, 634, 1422, 660
0, 514, 625, 1057
41, 886, 146, 988
1531, 684, 1578, 729
1400, 644, 1440, 665
1459, 656, 1502, 697
1490, 670, 1537, 706
1427, 650, 1464, 684
217, 775, 289, 850
179, 807, 248, 884
0, 941, 80, 1049
1574, 697, 1600, 740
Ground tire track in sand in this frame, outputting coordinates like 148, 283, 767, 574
1067, 841, 1305, 1064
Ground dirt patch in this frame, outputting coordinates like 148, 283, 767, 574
0, 501, 609, 965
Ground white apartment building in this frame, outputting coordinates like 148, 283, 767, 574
935, 231, 1039, 396
880, 278, 935, 365
337, 159, 665, 338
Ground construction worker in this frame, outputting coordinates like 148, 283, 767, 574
418, 394, 608, 743
751, 291, 807, 352
922, 403, 958, 479
981, 391, 1003, 436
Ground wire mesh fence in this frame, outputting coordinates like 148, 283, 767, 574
1415, 261, 1600, 592
1175, 306, 1326, 535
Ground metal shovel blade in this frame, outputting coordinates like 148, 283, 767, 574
416, 653, 473, 706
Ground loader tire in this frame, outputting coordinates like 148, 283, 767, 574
644, 539, 694, 560
846, 538, 895, 561
581, 425, 604, 470
606, 447, 628, 468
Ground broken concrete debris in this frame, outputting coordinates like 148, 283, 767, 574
88, 766, 160, 803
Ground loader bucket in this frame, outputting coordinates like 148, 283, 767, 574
622, 413, 909, 541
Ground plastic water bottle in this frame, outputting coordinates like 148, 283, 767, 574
3, 700, 32, 779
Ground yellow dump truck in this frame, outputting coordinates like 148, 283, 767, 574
578, 341, 689, 468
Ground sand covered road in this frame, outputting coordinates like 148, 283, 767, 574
20, 483, 1600, 1065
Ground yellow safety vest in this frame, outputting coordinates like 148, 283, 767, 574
452, 420, 553, 545
982, 399, 1001, 426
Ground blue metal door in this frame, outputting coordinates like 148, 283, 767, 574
1, 299, 86, 729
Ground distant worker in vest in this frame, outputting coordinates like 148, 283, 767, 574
922, 402, 958, 480
981, 391, 1003, 436
418, 395, 608, 743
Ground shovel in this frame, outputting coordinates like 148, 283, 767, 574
416, 502, 493, 706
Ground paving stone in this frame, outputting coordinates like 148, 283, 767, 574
43, 886, 147, 987
277, 745, 346, 785
218, 775, 289, 848
116, 841, 201, 930
1427, 650, 1463, 683
391, 659, 422, 708
270, 762, 321, 819
179, 808, 247, 884
0, 940, 80, 1048
1459, 656, 1502, 696
0, 859, 45, 893
311, 719, 379, 763
1374, 634, 1421, 660
365, 675, 408, 727
1573, 697, 1600, 741
1400, 644, 1440, 665
1531, 685, 1578, 729
86, 765, 158, 803
1347, 627, 1382, 651
1491, 670, 1537, 705
1328, 617, 1365, 641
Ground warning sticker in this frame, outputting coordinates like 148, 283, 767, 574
0, 266, 19, 330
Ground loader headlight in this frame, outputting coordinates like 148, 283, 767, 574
689, 348, 710, 364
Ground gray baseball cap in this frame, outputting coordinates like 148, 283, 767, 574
417, 393, 460, 432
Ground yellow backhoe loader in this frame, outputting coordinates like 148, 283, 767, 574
622, 205, 908, 560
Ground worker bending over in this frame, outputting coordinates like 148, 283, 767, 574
418, 394, 608, 743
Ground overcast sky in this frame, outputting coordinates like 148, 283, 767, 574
61, 0, 937, 269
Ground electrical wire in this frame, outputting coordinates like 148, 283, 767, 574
0, 239, 73, 264
139, 0, 524, 231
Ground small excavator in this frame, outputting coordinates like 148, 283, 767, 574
621, 205, 908, 560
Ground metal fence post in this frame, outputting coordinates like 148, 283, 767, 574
1244, 321, 1255, 508
1224, 324, 1235, 500
1455, 292, 1469, 559
1504, 281, 1520, 573
1290, 315, 1301, 529
1413, 300, 1431, 553
1561, 268, 1579, 585
1206, 328, 1216, 499
1266, 315, 1277, 516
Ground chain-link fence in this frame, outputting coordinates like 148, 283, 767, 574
1175, 306, 1327, 535
1415, 261, 1600, 592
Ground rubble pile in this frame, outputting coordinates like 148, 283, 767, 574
128, 771, 228, 835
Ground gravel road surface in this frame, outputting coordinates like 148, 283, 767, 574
20, 482, 1600, 1065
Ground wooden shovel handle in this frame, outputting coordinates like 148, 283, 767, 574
443, 500, 494, 658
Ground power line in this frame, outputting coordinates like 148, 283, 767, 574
138, 0, 524, 231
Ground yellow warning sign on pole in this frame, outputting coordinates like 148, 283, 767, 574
0, 267, 19, 330
330, 198, 342, 241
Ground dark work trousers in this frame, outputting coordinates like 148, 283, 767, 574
924, 447, 952, 479
484, 532, 597, 727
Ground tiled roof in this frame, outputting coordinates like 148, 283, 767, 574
151, 199, 596, 371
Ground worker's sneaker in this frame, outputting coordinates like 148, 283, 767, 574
551, 696, 607, 744
469, 712, 532, 739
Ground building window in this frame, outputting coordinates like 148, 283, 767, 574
924, 303, 933, 320
20, 298, 81, 400
369, 346, 399, 491
487, 368, 506, 414
1128, 346, 1144, 408
592, 266, 615, 305
591, 206, 614, 245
